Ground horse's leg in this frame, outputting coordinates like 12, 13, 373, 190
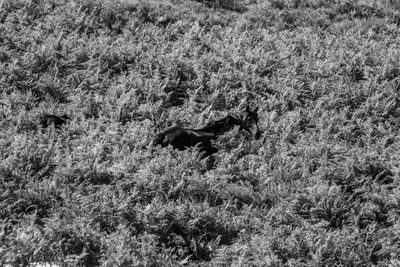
199, 141, 218, 169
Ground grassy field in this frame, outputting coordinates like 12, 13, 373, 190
1, 0, 400, 265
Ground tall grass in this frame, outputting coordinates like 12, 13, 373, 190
1, 0, 400, 265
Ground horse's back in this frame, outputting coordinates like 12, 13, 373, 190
153, 126, 189, 149
154, 126, 216, 150
39, 114, 68, 128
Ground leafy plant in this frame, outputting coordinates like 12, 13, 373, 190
2, 0, 400, 265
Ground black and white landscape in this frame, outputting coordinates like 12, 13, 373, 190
1, 0, 400, 265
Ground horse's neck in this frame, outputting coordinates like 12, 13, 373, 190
198, 115, 242, 135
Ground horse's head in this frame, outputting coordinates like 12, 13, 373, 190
240, 105, 261, 140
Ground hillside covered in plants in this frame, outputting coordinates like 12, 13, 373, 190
1, 0, 400, 265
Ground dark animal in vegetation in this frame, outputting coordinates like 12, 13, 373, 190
152, 105, 261, 165
39, 114, 70, 128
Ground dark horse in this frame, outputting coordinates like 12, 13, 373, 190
152, 105, 261, 165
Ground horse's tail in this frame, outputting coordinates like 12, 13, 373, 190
152, 132, 165, 147
141, 132, 164, 153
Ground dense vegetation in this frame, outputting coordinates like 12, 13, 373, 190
1, 0, 400, 265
